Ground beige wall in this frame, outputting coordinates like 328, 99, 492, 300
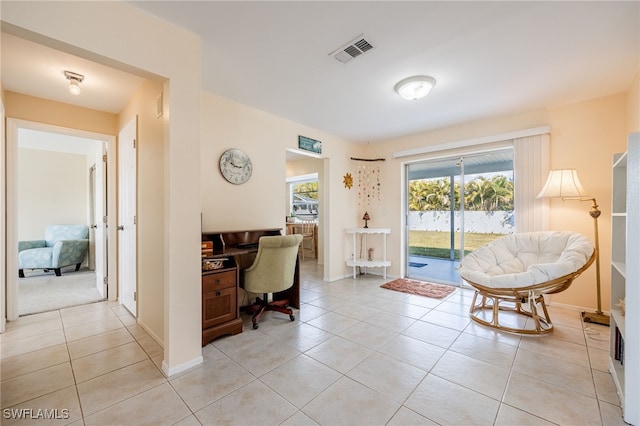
200, 92, 360, 280
17, 148, 88, 241
359, 109, 551, 281
369, 92, 630, 313
3, 0, 202, 374
4, 92, 118, 136
546, 93, 628, 311
118, 79, 166, 343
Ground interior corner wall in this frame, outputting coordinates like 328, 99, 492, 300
118, 79, 166, 345
547, 92, 628, 311
17, 148, 88, 240
2, 0, 202, 374
200, 91, 360, 281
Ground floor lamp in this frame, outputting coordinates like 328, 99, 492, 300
537, 169, 610, 326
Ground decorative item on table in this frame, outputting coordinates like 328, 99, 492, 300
202, 258, 226, 271
368, 247, 374, 261
362, 211, 370, 228
286, 212, 296, 223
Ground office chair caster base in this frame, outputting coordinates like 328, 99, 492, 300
252, 322, 259, 330
289, 315, 295, 321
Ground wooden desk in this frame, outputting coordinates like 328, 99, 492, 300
201, 228, 301, 346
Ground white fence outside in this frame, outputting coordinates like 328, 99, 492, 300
408, 211, 514, 234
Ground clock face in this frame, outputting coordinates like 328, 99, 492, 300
220, 149, 253, 185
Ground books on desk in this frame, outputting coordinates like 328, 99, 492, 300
201, 241, 213, 258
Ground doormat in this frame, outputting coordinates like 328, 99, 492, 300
381, 278, 455, 299
408, 262, 428, 268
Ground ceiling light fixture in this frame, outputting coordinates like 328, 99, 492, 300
394, 75, 436, 101
64, 70, 84, 95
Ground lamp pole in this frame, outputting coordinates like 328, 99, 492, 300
581, 198, 610, 325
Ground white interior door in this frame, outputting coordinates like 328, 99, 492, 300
94, 143, 108, 297
118, 117, 137, 316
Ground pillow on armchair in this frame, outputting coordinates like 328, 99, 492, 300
18, 224, 90, 277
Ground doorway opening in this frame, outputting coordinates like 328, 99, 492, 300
285, 149, 327, 278
6, 119, 116, 320
405, 149, 514, 285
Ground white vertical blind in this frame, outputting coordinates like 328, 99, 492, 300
513, 133, 550, 232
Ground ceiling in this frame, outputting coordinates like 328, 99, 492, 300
2, 2, 639, 143
1, 32, 145, 114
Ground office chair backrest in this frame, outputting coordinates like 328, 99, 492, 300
244, 234, 303, 294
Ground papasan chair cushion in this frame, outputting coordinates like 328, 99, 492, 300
460, 231, 594, 289
459, 231, 595, 334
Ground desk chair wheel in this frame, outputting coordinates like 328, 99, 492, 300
290, 314, 295, 321
252, 322, 259, 330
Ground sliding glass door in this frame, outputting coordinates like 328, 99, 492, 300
405, 149, 514, 285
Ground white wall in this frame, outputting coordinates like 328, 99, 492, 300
17, 148, 87, 240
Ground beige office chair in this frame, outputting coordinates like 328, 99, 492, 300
243, 234, 303, 329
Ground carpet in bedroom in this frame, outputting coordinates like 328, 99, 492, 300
18, 269, 104, 316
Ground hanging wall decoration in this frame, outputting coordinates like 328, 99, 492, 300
350, 157, 385, 207
343, 172, 353, 189
298, 135, 322, 154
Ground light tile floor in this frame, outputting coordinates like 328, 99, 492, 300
0, 260, 627, 425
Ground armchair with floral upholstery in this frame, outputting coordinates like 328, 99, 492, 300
18, 224, 89, 277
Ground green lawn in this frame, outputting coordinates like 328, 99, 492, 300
409, 230, 506, 260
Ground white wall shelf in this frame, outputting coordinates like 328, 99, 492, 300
346, 228, 391, 279
609, 132, 639, 426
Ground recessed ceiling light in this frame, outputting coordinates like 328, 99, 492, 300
394, 75, 436, 101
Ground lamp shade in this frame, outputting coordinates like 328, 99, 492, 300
537, 169, 589, 199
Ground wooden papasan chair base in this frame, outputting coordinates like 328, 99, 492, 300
459, 231, 596, 335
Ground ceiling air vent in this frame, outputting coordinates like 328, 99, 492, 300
330, 35, 374, 63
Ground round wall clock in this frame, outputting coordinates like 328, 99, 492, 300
219, 148, 253, 185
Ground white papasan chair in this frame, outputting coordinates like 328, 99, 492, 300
459, 231, 595, 335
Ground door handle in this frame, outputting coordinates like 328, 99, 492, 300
90, 224, 98, 229
117, 226, 124, 231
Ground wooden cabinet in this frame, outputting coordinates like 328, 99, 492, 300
609, 132, 639, 425
202, 259, 242, 346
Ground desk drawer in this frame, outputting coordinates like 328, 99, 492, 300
203, 270, 236, 293
203, 286, 237, 328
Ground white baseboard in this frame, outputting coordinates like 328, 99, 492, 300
547, 300, 610, 316
162, 356, 203, 378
